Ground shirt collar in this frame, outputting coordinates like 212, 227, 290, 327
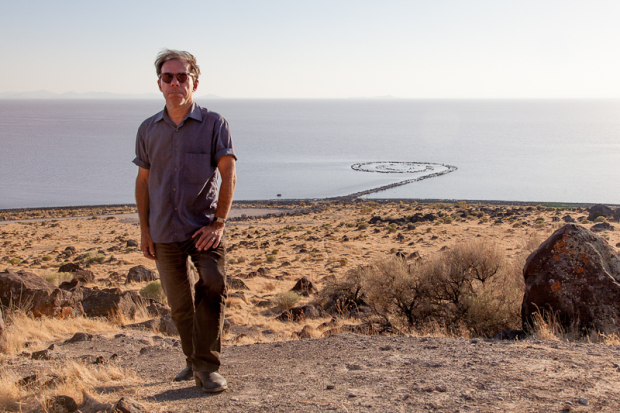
155, 102, 203, 124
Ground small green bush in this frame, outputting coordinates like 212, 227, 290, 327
266, 255, 276, 263
42, 255, 53, 261
594, 216, 606, 223
274, 291, 300, 310
271, 249, 280, 255
9, 258, 22, 265
339, 258, 348, 266
140, 280, 166, 302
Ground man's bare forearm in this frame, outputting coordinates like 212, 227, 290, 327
135, 170, 150, 233
214, 156, 237, 220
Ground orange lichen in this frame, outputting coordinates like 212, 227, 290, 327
550, 282, 562, 292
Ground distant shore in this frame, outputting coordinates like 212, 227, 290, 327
1, 199, 616, 224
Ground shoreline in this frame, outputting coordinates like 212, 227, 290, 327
1, 198, 617, 214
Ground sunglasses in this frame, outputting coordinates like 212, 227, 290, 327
159, 72, 195, 84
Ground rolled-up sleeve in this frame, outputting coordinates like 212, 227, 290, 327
212, 118, 237, 166
132, 123, 151, 169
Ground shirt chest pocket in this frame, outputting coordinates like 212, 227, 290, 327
183, 153, 212, 185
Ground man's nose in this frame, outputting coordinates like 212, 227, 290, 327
170, 76, 181, 86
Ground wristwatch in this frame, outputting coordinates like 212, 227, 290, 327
213, 217, 227, 225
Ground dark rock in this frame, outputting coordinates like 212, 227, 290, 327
113, 397, 147, 413
228, 278, 249, 290
58, 263, 95, 283
587, 204, 614, 222
229, 291, 247, 301
59, 279, 81, 291
591, 222, 615, 232
64, 332, 94, 344
276, 305, 326, 322
48, 395, 78, 412
126, 239, 139, 248
0, 270, 83, 318
396, 251, 407, 259
59, 263, 81, 273
0, 307, 3, 344
81, 287, 140, 318
126, 265, 158, 283
290, 277, 318, 294
522, 224, 620, 334
146, 301, 171, 317
492, 329, 527, 340
125, 316, 178, 336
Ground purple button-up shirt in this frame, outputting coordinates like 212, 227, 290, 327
133, 103, 236, 243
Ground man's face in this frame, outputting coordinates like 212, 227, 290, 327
158, 59, 199, 107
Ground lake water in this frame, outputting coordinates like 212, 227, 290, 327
1, 99, 619, 209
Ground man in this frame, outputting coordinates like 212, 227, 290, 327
133, 49, 236, 393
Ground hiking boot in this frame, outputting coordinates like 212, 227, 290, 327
194, 371, 228, 393
173, 365, 193, 382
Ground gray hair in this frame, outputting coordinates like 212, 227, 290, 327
154, 49, 201, 80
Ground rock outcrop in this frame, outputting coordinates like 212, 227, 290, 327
587, 204, 614, 222
81, 287, 144, 319
58, 263, 95, 283
126, 265, 158, 284
0, 270, 84, 317
522, 224, 620, 334
290, 277, 318, 294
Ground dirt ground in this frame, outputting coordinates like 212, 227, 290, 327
7, 330, 620, 412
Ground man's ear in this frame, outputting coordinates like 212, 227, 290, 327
193, 79, 199, 92
158, 79, 163, 92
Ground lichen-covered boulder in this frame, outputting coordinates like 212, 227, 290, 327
522, 224, 620, 334
0, 270, 84, 317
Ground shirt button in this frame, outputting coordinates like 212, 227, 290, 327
174, 168, 177, 171
173, 188, 176, 191
174, 207, 178, 211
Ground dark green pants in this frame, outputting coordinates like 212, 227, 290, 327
154, 238, 227, 373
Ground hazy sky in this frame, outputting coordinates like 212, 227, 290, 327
2, 0, 620, 98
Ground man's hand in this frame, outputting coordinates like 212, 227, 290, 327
141, 231, 156, 260
193, 222, 225, 251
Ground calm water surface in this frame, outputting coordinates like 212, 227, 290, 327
1, 99, 619, 209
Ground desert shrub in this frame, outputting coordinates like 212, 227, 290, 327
236, 256, 246, 264
266, 255, 276, 263
315, 267, 366, 316
357, 223, 369, 230
140, 280, 166, 302
274, 291, 300, 310
42, 255, 53, 261
9, 258, 22, 265
81, 252, 105, 264
271, 248, 280, 255
44, 272, 74, 286
227, 258, 236, 265
343, 241, 522, 336
594, 216, 606, 223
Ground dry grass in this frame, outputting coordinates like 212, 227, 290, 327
0, 360, 139, 412
1, 310, 121, 355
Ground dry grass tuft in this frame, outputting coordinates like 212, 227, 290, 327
0, 360, 139, 412
1, 310, 121, 355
